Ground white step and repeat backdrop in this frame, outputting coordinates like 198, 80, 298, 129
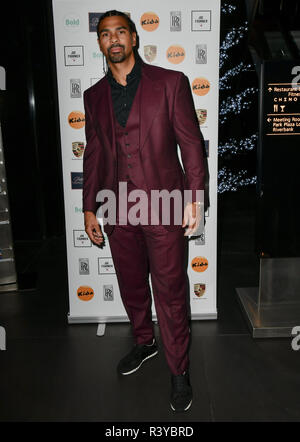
52, 0, 220, 325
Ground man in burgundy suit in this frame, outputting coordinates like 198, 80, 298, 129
83, 10, 205, 413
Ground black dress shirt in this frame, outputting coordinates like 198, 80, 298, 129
106, 58, 142, 127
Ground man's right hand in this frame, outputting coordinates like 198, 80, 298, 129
84, 211, 104, 246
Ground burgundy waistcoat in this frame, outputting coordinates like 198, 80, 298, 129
114, 83, 147, 191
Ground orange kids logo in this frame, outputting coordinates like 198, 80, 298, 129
68, 111, 85, 129
77, 286, 94, 301
140, 12, 159, 31
191, 257, 208, 272
192, 78, 210, 96
166, 45, 185, 64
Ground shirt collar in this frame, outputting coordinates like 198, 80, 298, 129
106, 57, 141, 87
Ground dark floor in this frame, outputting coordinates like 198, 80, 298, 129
0, 188, 300, 422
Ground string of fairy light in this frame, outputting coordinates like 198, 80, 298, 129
218, 134, 258, 156
218, 168, 257, 193
219, 87, 257, 124
217, 2, 258, 192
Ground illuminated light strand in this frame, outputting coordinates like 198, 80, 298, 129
219, 24, 248, 69
219, 62, 253, 90
219, 87, 258, 124
218, 133, 258, 156
221, 3, 237, 14
218, 167, 257, 193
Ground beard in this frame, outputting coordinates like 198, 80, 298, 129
108, 45, 126, 63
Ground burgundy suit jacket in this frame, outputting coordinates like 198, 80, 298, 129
83, 61, 206, 235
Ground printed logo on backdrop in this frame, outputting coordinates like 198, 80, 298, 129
71, 172, 83, 189
91, 51, 105, 66
195, 231, 205, 245
88, 12, 104, 32
192, 78, 210, 96
77, 286, 94, 301
196, 109, 207, 126
191, 11, 211, 32
103, 285, 114, 301
73, 230, 92, 247
167, 46, 185, 64
140, 12, 159, 32
63, 13, 81, 31
79, 258, 90, 275
170, 11, 181, 32
72, 141, 85, 158
98, 257, 115, 275
196, 44, 207, 64
70, 79, 81, 98
204, 140, 209, 157
144, 45, 157, 63
68, 111, 85, 129
64, 46, 84, 66
194, 283, 206, 298
74, 206, 82, 215
90, 78, 100, 86
191, 256, 208, 272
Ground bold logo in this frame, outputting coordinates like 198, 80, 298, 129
77, 286, 94, 301
68, 111, 85, 129
166, 45, 185, 64
70, 79, 81, 98
71, 172, 83, 189
170, 11, 181, 32
191, 256, 208, 272
98, 257, 115, 274
64, 46, 84, 66
196, 109, 207, 125
103, 284, 114, 301
88, 12, 104, 32
72, 141, 85, 158
196, 44, 207, 64
73, 230, 92, 247
79, 258, 89, 275
144, 45, 157, 63
194, 283, 206, 297
191, 10, 211, 31
192, 78, 210, 96
140, 12, 159, 32
63, 14, 80, 31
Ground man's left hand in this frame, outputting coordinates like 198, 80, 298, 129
182, 202, 203, 236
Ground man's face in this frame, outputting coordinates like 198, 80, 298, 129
98, 15, 136, 64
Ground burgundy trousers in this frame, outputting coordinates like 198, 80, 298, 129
108, 182, 190, 375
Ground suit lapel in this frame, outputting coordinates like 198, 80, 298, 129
139, 64, 164, 152
95, 78, 116, 159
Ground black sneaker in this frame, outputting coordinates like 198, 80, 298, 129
170, 371, 193, 412
117, 339, 158, 375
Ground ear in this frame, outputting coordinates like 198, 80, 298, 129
131, 32, 137, 47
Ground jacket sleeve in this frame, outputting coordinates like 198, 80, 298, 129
82, 90, 102, 214
172, 72, 206, 202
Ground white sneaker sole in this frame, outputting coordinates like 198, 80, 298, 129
170, 399, 192, 412
120, 350, 158, 375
